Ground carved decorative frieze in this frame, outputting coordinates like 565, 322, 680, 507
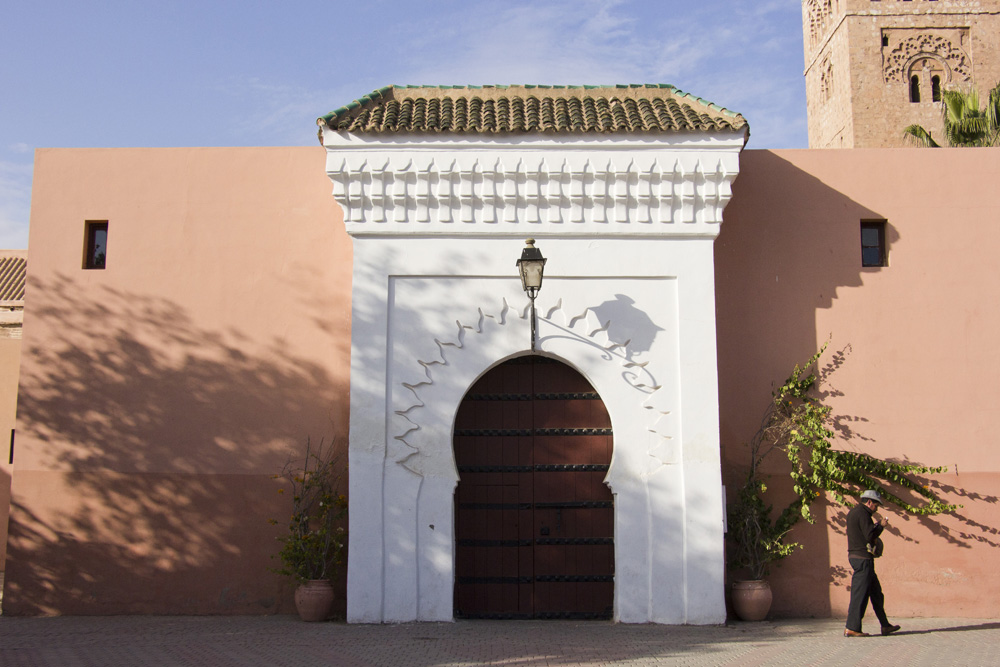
326, 149, 738, 236
883, 31, 972, 83
805, 0, 834, 51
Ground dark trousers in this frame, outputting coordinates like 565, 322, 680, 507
846, 557, 889, 632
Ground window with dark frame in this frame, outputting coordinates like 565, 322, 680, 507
861, 221, 887, 267
84, 221, 108, 269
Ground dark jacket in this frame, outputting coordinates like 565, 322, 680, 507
846, 502, 883, 559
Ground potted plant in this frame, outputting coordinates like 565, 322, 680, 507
727, 346, 957, 621
271, 438, 347, 621
727, 464, 799, 620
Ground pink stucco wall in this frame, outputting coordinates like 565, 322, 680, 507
5, 147, 351, 615
718, 148, 1000, 619
1, 249, 26, 578
6, 145, 999, 619
0, 337, 20, 572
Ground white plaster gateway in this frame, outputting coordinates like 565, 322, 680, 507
322, 125, 745, 624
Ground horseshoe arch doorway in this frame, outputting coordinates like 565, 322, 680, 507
453, 356, 614, 619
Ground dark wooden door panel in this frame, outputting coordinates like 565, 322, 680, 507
534, 398, 611, 429
454, 357, 614, 619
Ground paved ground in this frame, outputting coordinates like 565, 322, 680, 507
1, 616, 999, 666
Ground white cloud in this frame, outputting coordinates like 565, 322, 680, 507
370, 0, 807, 147
168, 0, 812, 150
0, 159, 32, 249
636, 4, 807, 147
400, 0, 654, 85
216, 77, 351, 146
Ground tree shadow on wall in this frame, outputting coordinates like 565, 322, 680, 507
823, 469, 1000, 552
918, 482, 1000, 548
5, 274, 348, 615
820, 345, 1000, 552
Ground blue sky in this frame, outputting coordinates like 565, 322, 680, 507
0, 0, 808, 249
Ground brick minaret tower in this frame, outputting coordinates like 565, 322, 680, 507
802, 0, 1000, 147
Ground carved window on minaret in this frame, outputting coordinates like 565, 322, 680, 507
883, 30, 972, 86
908, 57, 948, 103
821, 57, 834, 103
806, 0, 835, 50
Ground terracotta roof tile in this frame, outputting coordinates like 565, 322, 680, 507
318, 85, 747, 137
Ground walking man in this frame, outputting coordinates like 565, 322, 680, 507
844, 489, 901, 637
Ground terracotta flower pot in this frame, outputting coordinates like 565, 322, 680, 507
294, 579, 335, 622
731, 580, 772, 621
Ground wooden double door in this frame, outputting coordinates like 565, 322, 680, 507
453, 356, 614, 619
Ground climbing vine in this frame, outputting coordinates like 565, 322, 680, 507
728, 345, 958, 579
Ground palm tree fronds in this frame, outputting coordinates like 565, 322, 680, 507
903, 124, 940, 147
904, 81, 1000, 147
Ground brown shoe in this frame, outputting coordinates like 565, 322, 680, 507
881, 624, 901, 636
844, 629, 870, 637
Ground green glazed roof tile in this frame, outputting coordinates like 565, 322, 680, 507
317, 84, 747, 136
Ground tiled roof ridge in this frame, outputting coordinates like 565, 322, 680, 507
317, 84, 747, 137
0, 254, 27, 303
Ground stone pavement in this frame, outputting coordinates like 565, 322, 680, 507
1, 615, 998, 667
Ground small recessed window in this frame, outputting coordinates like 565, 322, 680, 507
84, 221, 108, 269
861, 221, 887, 267
910, 75, 921, 103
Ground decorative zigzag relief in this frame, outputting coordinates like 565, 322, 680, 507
392, 298, 679, 476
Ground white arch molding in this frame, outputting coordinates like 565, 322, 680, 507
388, 290, 682, 623
327, 131, 743, 625
393, 294, 677, 479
